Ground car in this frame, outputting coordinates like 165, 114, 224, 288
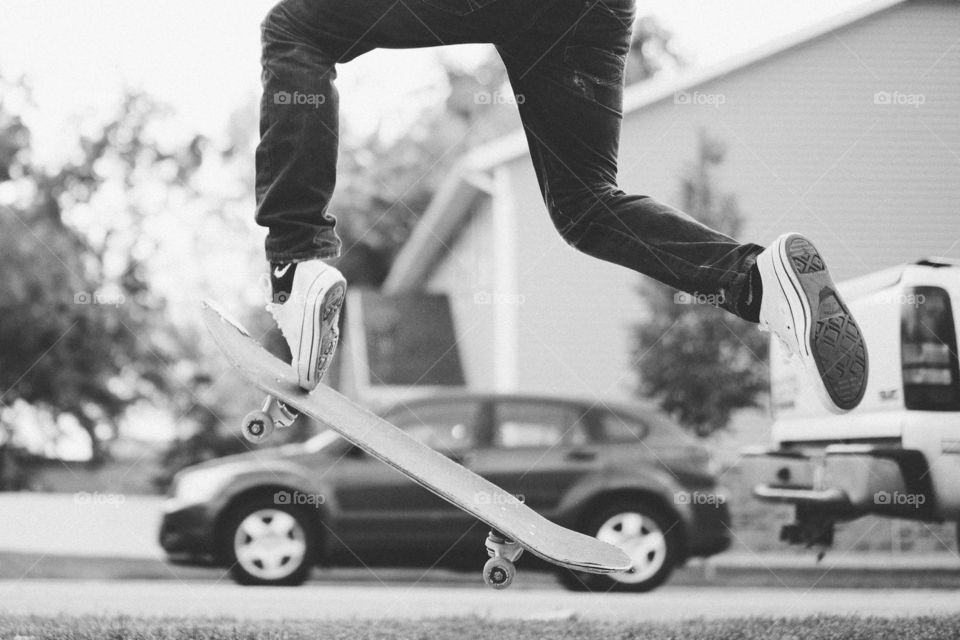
159, 393, 731, 591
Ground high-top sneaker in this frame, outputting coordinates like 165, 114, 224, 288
266, 260, 346, 391
756, 233, 869, 413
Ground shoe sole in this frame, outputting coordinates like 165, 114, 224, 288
772, 234, 869, 412
298, 277, 345, 390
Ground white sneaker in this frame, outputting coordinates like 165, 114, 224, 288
756, 233, 868, 413
266, 260, 346, 391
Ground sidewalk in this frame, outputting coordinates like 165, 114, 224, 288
697, 550, 960, 571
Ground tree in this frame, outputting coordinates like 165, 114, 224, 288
0, 78, 202, 464
626, 15, 686, 85
631, 131, 768, 437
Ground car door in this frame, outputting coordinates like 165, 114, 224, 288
328, 399, 483, 556
467, 399, 599, 518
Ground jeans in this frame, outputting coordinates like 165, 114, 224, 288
255, 0, 764, 318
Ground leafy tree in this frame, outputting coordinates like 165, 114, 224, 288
0, 78, 200, 464
626, 15, 686, 85
631, 131, 768, 437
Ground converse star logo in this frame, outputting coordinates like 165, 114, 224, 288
273, 264, 292, 278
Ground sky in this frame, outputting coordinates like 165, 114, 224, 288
0, 0, 875, 164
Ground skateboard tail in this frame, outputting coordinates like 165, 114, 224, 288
203, 299, 254, 339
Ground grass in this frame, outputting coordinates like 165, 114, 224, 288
0, 615, 958, 640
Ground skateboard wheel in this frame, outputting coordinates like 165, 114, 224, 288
241, 410, 275, 443
482, 557, 515, 590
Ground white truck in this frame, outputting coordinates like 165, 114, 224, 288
743, 258, 960, 549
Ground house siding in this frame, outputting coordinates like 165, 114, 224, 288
425, 199, 497, 388
615, 0, 960, 277
508, 157, 645, 400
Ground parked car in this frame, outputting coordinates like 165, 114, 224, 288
160, 393, 730, 591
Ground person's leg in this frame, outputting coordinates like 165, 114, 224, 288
255, 0, 568, 389
497, 0, 867, 411
256, 0, 562, 263
496, 0, 762, 320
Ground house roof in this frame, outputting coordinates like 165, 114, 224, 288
383, 0, 909, 293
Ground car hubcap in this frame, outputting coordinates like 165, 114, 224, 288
233, 509, 307, 580
595, 511, 667, 583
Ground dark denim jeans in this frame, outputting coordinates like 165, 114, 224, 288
255, 0, 764, 317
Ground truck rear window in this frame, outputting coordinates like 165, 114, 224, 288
901, 286, 960, 411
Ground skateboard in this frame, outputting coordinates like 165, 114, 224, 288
202, 301, 633, 589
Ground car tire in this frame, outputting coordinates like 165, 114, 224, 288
222, 496, 317, 586
558, 500, 680, 593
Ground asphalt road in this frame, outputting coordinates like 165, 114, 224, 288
1, 581, 958, 621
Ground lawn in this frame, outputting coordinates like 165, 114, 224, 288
0, 615, 958, 640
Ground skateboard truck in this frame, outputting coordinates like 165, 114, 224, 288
241, 395, 300, 443
483, 530, 523, 589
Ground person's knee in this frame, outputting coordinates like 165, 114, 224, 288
547, 185, 618, 251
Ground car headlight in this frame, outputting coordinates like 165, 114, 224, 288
172, 468, 230, 505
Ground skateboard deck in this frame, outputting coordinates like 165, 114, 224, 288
203, 301, 632, 577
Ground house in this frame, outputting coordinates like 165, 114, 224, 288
382, 0, 960, 402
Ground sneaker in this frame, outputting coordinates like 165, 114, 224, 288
756, 233, 868, 413
266, 260, 346, 391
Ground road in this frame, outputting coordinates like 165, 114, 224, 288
0, 581, 958, 621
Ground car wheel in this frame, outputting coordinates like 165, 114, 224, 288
558, 500, 679, 592
223, 497, 317, 586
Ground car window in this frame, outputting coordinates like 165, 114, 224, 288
493, 402, 586, 449
385, 402, 480, 454
594, 407, 697, 448
597, 412, 649, 443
